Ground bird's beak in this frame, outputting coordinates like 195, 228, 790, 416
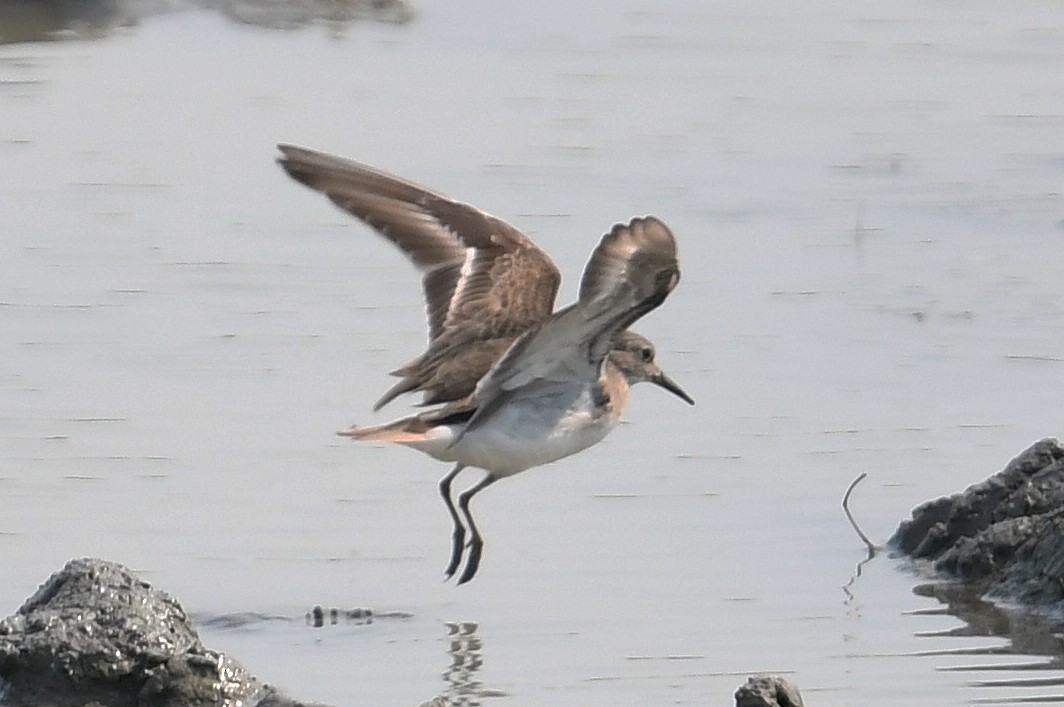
653, 370, 695, 405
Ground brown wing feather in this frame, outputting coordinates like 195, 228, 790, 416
277, 144, 562, 407
278, 145, 465, 268
578, 216, 678, 307
578, 217, 680, 365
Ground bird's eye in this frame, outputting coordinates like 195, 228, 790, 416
640, 347, 653, 363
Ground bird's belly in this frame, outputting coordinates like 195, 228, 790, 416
451, 394, 617, 477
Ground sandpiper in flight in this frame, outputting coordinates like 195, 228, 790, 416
277, 145, 694, 584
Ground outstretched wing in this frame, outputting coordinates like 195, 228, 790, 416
277, 145, 563, 408
575, 216, 681, 362
464, 216, 680, 433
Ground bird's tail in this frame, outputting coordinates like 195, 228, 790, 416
338, 415, 429, 444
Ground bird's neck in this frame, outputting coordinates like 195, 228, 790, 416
596, 362, 631, 422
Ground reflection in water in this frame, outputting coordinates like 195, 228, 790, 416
0, 0, 127, 43
208, 0, 412, 31
910, 582, 1064, 702
0, 0, 412, 45
845, 559, 1064, 702
439, 621, 506, 706
841, 550, 875, 610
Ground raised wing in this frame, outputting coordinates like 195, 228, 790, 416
277, 145, 563, 408
463, 217, 680, 432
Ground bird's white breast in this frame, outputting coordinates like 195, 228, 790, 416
403, 381, 621, 477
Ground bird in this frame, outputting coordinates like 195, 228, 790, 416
277, 145, 694, 584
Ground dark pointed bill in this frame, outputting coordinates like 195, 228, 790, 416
653, 370, 695, 405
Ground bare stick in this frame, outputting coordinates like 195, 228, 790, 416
843, 473, 876, 556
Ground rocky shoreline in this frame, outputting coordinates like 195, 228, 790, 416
5, 438, 1064, 705
0, 558, 804, 706
890, 437, 1064, 621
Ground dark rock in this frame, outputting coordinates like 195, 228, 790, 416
890, 438, 1064, 616
734, 676, 805, 707
306, 605, 373, 628
0, 558, 323, 707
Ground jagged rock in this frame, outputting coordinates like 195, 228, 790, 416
0, 558, 321, 707
734, 676, 805, 707
890, 438, 1064, 616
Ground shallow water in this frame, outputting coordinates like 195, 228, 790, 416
2, 1, 1064, 704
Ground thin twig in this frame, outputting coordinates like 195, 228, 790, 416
843, 472, 877, 556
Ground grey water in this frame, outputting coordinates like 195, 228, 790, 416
2, 1, 1064, 704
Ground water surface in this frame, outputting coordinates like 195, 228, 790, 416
2, 1, 1064, 704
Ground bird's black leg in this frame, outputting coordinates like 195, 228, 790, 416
456, 474, 497, 585
439, 464, 467, 579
